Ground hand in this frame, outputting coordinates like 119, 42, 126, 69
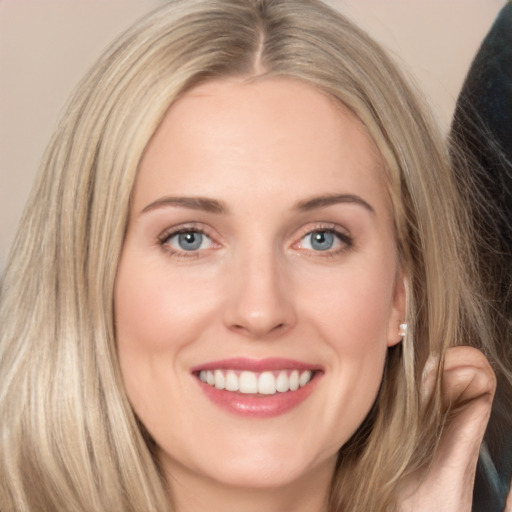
398, 346, 496, 512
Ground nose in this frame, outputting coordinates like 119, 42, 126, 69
222, 249, 297, 339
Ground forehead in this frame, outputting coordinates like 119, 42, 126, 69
134, 77, 389, 218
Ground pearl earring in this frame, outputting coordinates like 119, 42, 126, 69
399, 323, 407, 337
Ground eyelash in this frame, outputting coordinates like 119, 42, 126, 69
157, 224, 216, 259
293, 224, 353, 257
157, 223, 353, 259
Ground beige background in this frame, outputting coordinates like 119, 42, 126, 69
0, 0, 507, 271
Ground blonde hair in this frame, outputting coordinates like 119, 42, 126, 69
0, 1, 492, 510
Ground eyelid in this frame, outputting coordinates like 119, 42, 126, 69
158, 222, 205, 243
293, 222, 350, 241
157, 223, 220, 257
291, 223, 353, 254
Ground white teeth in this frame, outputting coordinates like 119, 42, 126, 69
239, 371, 258, 393
199, 369, 314, 395
258, 371, 276, 395
214, 369, 225, 390
299, 370, 312, 387
225, 370, 239, 391
289, 370, 299, 391
276, 371, 289, 392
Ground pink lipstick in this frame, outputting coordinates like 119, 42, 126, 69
191, 358, 323, 418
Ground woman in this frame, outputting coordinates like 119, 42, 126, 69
0, 0, 500, 510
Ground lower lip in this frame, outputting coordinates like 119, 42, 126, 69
195, 373, 321, 418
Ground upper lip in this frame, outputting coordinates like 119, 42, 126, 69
190, 357, 324, 373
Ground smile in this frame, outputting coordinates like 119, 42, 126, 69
191, 358, 322, 418
198, 369, 314, 395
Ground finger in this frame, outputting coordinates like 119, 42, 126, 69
438, 347, 495, 445
440, 347, 496, 448
442, 346, 496, 408
420, 347, 496, 413
410, 348, 496, 511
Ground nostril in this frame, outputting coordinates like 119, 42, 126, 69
222, 280, 297, 338
229, 321, 288, 339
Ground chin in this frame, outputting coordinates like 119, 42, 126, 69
214, 457, 312, 489
158, 431, 338, 493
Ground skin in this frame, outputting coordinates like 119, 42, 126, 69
398, 346, 496, 511
115, 77, 405, 511
114, 77, 495, 511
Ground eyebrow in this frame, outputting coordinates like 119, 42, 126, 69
141, 196, 228, 215
140, 193, 374, 216
295, 193, 375, 214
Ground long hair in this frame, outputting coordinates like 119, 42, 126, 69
0, 1, 492, 510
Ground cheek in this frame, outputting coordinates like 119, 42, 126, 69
114, 254, 223, 436
304, 261, 396, 351
113, 254, 219, 413
114, 258, 215, 354
299, 260, 396, 431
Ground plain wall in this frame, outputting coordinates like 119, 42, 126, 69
0, 0, 507, 271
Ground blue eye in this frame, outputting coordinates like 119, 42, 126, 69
163, 230, 214, 252
309, 231, 335, 251
299, 229, 349, 252
176, 232, 204, 251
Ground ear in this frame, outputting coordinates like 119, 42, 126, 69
387, 269, 406, 347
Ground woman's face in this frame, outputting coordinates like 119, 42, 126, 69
115, 77, 405, 494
